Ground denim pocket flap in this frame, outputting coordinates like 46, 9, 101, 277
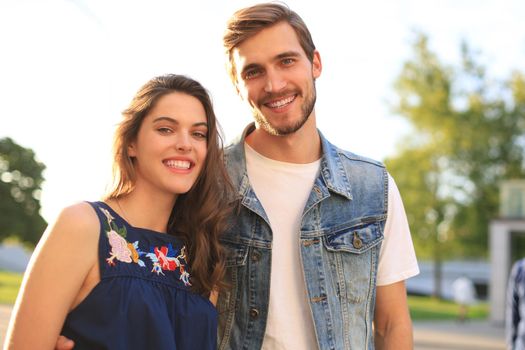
222, 243, 249, 267
324, 222, 383, 254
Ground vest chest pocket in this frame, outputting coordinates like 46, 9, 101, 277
222, 242, 249, 267
322, 222, 384, 303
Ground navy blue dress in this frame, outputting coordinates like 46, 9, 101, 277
61, 201, 217, 349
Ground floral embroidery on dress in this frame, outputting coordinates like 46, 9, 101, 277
145, 245, 192, 286
99, 207, 192, 286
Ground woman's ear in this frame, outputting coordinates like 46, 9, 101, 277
128, 143, 136, 157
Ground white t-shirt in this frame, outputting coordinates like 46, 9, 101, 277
245, 144, 419, 350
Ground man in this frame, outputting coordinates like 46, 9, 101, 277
55, 3, 418, 349
217, 3, 418, 350
506, 258, 525, 349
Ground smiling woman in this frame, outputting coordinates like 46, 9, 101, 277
3, 74, 233, 350
124, 92, 209, 199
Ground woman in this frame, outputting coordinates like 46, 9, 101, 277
4, 74, 231, 349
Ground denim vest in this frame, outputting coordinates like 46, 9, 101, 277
217, 125, 388, 350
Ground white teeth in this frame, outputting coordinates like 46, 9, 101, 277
165, 160, 191, 169
267, 95, 295, 108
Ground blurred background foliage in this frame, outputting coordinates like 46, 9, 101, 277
386, 33, 525, 297
0, 137, 47, 246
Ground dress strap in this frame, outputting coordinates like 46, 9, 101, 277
85, 201, 117, 278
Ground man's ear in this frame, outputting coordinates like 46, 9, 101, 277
312, 50, 322, 79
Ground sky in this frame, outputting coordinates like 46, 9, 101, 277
1, 0, 525, 222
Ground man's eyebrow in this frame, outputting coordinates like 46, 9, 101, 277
275, 51, 301, 60
153, 116, 208, 128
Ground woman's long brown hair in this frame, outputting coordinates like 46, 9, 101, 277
105, 74, 232, 296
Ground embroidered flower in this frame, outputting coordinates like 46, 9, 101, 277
175, 246, 192, 286
156, 246, 179, 271
150, 262, 165, 276
179, 266, 192, 286
128, 243, 139, 262
106, 230, 132, 265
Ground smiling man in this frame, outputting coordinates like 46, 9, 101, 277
217, 3, 419, 350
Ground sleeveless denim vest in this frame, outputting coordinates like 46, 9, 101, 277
217, 124, 387, 350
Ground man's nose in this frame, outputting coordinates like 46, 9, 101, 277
264, 69, 286, 93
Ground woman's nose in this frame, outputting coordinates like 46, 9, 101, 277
175, 133, 192, 152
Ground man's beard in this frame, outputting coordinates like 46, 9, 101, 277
253, 81, 317, 136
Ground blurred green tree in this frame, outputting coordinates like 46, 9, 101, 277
386, 34, 525, 297
0, 137, 47, 246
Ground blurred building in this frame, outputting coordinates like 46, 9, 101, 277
406, 260, 488, 300
489, 180, 525, 325
0, 242, 31, 273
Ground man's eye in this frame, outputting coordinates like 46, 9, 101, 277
282, 58, 294, 65
244, 69, 262, 80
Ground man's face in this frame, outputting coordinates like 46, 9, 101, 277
232, 21, 321, 136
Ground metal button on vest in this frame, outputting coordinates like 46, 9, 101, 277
251, 250, 261, 262
353, 232, 363, 249
249, 308, 259, 319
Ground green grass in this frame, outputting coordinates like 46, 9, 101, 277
0, 270, 23, 305
0, 271, 491, 321
408, 295, 489, 320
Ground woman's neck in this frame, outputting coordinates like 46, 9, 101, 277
111, 186, 176, 233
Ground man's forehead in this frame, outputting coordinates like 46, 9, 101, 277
231, 22, 303, 68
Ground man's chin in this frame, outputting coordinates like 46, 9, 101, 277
264, 122, 305, 136
253, 110, 309, 136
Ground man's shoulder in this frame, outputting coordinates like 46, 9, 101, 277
224, 137, 244, 164
325, 140, 385, 169
224, 136, 243, 153
223, 137, 246, 185
319, 131, 384, 168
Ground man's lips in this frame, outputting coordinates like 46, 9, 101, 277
263, 94, 297, 109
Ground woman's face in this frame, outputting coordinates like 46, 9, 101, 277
128, 92, 208, 197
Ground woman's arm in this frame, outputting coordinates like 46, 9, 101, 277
209, 290, 219, 306
4, 202, 99, 350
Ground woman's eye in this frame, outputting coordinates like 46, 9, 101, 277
193, 131, 208, 139
157, 127, 173, 134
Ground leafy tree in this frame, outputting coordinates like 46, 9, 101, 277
386, 34, 525, 297
0, 137, 47, 246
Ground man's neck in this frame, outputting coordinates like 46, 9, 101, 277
245, 114, 322, 164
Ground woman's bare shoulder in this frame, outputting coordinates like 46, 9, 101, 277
49, 202, 100, 242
